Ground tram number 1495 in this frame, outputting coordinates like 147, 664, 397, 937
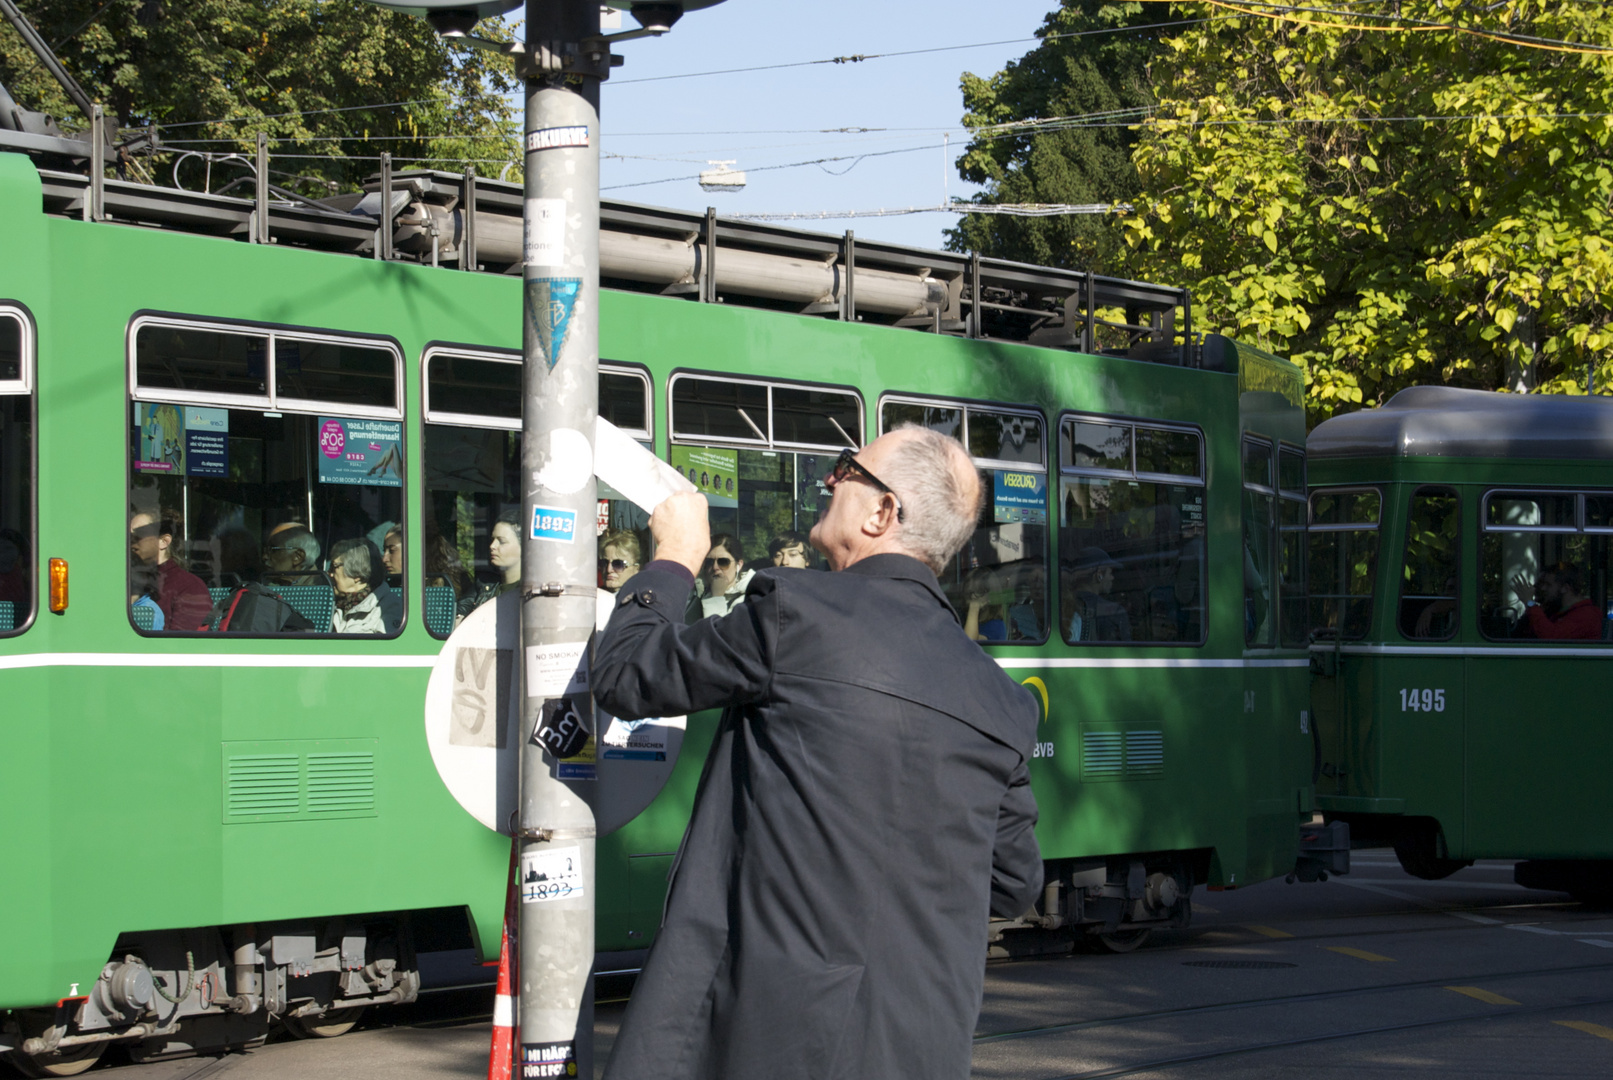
1399, 688, 1446, 713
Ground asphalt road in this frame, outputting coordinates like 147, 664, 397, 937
11, 850, 1613, 1079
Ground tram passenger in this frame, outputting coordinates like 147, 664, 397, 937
599, 529, 642, 593
0, 526, 28, 606
129, 509, 213, 631
380, 524, 405, 582
696, 533, 752, 617
460, 510, 523, 617
964, 566, 1009, 642
1513, 563, 1602, 640
1065, 546, 1132, 642
593, 426, 1041, 1080
329, 539, 386, 634
262, 522, 323, 586
129, 562, 164, 631
424, 531, 473, 599
767, 530, 811, 569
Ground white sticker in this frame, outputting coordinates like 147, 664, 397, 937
526, 641, 588, 700
521, 845, 584, 903
524, 197, 567, 267
535, 427, 593, 495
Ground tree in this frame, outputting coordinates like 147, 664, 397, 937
947, 1, 1162, 269
0, 0, 520, 192
1118, 0, 1613, 418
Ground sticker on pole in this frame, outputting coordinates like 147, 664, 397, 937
525, 125, 589, 152
525, 277, 580, 371
521, 846, 584, 904
531, 505, 577, 543
524, 197, 566, 267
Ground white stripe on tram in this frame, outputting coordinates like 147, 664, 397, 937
0, 652, 438, 671
995, 657, 1309, 670
1316, 644, 1613, 659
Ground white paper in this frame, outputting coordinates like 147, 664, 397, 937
523, 197, 566, 266
521, 845, 584, 903
525, 641, 588, 699
594, 416, 696, 513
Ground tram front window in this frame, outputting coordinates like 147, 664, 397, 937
1480, 490, 1609, 642
0, 310, 32, 634
1309, 489, 1380, 640
128, 320, 404, 635
1057, 414, 1202, 646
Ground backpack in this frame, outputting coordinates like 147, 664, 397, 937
209, 583, 317, 633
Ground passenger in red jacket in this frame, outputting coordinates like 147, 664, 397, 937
130, 510, 215, 631
1513, 563, 1603, 640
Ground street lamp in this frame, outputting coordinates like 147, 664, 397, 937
359, 1, 724, 1076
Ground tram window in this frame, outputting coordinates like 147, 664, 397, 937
129, 319, 404, 636
1398, 487, 1460, 640
1309, 488, 1380, 640
880, 401, 961, 441
671, 377, 770, 444
1243, 438, 1276, 647
1278, 448, 1308, 647
1057, 414, 1204, 646
135, 324, 270, 401
772, 386, 861, 450
1480, 490, 1610, 642
881, 398, 1049, 644
422, 350, 655, 637
127, 409, 404, 635
0, 309, 33, 635
275, 339, 397, 411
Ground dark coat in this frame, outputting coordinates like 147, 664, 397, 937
594, 553, 1042, 1080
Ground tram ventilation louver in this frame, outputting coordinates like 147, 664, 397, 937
224, 740, 378, 822
1080, 728, 1165, 782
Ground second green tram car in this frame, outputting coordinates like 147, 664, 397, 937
0, 140, 1316, 1073
1309, 386, 1613, 893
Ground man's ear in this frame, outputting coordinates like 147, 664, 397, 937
291, 550, 306, 569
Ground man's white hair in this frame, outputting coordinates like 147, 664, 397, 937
880, 424, 982, 573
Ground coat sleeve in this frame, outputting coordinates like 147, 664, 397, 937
988, 758, 1042, 918
594, 565, 777, 720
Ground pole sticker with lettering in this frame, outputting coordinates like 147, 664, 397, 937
525, 126, 589, 152
521, 1040, 578, 1078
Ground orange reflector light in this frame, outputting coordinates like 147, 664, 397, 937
48, 558, 67, 613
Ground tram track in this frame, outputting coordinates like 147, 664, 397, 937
1025, 991, 1613, 1080
975, 956, 1613, 1044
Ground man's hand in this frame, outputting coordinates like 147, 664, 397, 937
1511, 571, 1537, 605
650, 492, 711, 577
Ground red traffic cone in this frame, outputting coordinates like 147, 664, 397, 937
488, 840, 520, 1080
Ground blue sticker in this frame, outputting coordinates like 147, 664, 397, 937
993, 470, 1048, 524
531, 505, 577, 543
526, 278, 581, 372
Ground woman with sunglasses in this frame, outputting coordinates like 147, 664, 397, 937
598, 529, 642, 593
697, 532, 753, 618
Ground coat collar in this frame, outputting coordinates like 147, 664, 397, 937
841, 553, 959, 623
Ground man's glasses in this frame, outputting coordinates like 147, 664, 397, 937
828, 448, 905, 523
129, 524, 161, 541
599, 558, 636, 574
702, 556, 734, 572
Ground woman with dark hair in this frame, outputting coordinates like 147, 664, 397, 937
697, 532, 753, 618
330, 538, 386, 634
459, 508, 524, 618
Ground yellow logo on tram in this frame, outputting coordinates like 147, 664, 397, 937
1021, 677, 1049, 724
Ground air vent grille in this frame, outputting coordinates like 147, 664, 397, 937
223, 739, 378, 822
226, 754, 300, 817
307, 753, 375, 814
1079, 725, 1165, 782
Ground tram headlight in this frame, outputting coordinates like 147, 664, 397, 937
48, 557, 67, 613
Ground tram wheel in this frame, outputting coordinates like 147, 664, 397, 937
282, 1005, 367, 1039
1093, 928, 1152, 954
1392, 821, 1472, 881
5, 1040, 106, 1078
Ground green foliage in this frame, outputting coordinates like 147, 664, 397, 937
946, 1, 1162, 269
1119, 0, 1613, 421
0, 0, 520, 192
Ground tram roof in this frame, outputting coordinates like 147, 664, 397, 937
1309, 385, 1613, 461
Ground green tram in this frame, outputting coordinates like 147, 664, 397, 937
0, 139, 1316, 1073
1309, 386, 1613, 890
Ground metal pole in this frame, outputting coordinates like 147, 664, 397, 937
517, 1, 600, 1076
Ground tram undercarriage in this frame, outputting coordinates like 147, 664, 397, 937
1, 915, 420, 1077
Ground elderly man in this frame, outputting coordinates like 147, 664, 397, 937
594, 426, 1042, 1080
262, 522, 323, 586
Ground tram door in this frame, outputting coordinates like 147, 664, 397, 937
1464, 489, 1613, 857
1307, 488, 1381, 801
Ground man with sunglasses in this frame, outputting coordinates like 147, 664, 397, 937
594, 426, 1042, 1080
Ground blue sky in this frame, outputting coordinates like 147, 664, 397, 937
583, 1, 1061, 251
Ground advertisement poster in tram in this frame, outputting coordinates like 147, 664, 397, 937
316, 417, 403, 487
133, 402, 185, 473
671, 445, 738, 508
